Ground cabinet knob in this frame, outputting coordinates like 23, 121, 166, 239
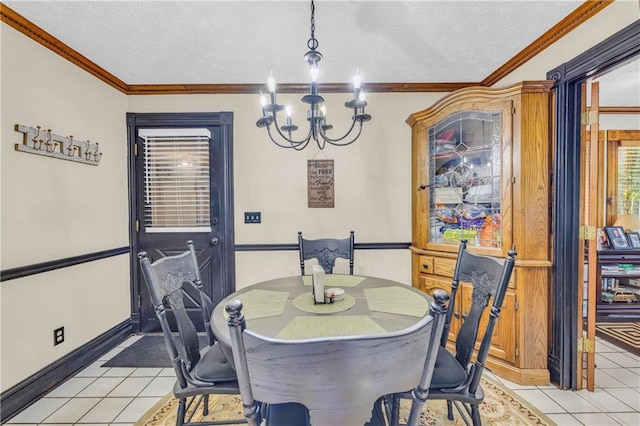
210, 237, 219, 246
422, 263, 429, 269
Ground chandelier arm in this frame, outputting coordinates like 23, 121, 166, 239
271, 114, 315, 146
318, 113, 358, 143
265, 125, 310, 150
322, 122, 363, 147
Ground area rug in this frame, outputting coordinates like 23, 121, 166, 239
102, 335, 208, 368
595, 321, 640, 356
135, 376, 555, 426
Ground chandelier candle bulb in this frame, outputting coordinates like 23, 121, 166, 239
286, 105, 292, 126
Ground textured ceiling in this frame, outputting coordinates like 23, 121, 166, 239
3, 0, 638, 105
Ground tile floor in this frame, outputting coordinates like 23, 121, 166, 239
4, 334, 640, 425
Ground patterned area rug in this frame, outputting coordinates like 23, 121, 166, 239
135, 376, 554, 426
595, 321, 640, 356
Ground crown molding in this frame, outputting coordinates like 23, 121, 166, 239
2, 1, 615, 95
482, 0, 614, 87
126, 82, 479, 95
0, 3, 129, 94
599, 106, 640, 114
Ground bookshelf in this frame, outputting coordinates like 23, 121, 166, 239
596, 249, 640, 316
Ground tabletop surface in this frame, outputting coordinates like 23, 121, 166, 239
211, 274, 432, 346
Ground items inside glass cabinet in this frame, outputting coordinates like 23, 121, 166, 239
428, 110, 502, 247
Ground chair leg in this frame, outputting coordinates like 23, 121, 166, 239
471, 404, 481, 426
391, 395, 401, 426
203, 395, 209, 416
446, 400, 454, 421
177, 397, 187, 426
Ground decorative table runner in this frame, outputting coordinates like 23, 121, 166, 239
224, 289, 289, 320
301, 274, 366, 287
364, 286, 428, 317
292, 293, 356, 314
276, 315, 387, 339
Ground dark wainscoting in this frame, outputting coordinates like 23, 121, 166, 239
0, 320, 133, 423
0, 241, 408, 420
0, 246, 130, 282
235, 242, 411, 251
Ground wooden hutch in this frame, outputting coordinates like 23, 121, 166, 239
407, 81, 553, 385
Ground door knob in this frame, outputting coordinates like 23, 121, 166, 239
210, 237, 219, 246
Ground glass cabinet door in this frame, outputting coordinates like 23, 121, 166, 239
427, 110, 502, 247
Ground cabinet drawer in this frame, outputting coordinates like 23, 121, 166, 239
419, 274, 451, 295
433, 257, 458, 277
418, 256, 435, 274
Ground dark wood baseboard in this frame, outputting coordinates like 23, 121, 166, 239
0, 320, 133, 422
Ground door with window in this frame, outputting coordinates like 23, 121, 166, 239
127, 112, 235, 333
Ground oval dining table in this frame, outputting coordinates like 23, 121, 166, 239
211, 274, 433, 348
210, 274, 435, 425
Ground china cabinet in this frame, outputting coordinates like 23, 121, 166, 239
407, 81, 554, 385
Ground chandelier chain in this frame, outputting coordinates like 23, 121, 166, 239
308, 0, 318, 50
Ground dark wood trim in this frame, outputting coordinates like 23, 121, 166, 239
0, 247, 130, 282
0, 320, 132, 423
547, 19, 640, 390
483, 0, 614, 87
234, 242, 411, 251
0, 3, 128, 93
3, 2, 609, 95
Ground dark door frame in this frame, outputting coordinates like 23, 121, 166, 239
126, 112, 235, 333
547, 20, 640, 389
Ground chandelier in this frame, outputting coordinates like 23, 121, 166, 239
256, 0, 371, 151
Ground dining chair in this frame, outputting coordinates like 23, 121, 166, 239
138, 241, 245, 426
386, 240, 517, 426
225, 290, 449, 426
297, 230, 355, 275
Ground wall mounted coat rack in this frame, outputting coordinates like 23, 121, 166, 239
14, 124, 102, 166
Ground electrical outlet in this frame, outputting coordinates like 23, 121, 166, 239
244, 212, 261, 224
54, 326, 64, 346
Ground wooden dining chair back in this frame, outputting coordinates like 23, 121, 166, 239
138, 241, 244, 426
298, 230, 355, 274
428, 240, 516, 425
388, 241, 516, 426
225, 291, 449, 426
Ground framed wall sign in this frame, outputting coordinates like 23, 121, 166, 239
307, 159, 334, 208
604, 226, 631, 250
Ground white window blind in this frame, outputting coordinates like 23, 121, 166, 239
140, 128, 211, 233
617, 144, 640, 216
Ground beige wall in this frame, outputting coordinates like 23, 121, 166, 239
127, 92, 442, 287
1, 0, 638, 392
1, 25, 129, 390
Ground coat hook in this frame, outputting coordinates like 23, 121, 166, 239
84, 140, 92, 160
66, 135, 78, 157
32, 126, 44, 150
44, 129, 57, 153
93, 143, 102, 162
